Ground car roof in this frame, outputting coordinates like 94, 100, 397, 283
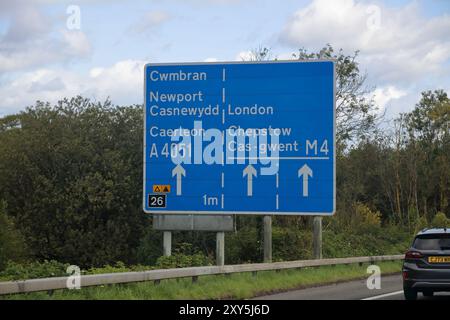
417, 228, 450, 236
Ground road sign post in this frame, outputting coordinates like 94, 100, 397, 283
313, 216, 322, 259
163, 231, 172, 257
216, 232, 225, 266
143, 60, 335, 216
263, 216, 272, 263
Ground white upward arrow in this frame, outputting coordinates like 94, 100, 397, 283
243, 164, 257, 196
298, 164, 313, 197
172, 164, 186, 196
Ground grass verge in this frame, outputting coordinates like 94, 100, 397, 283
1, 261, 402, 300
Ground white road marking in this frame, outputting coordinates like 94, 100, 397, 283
361, 290, 404, 300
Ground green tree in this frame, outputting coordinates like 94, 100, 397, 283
0, 201, 27, 270
0, 97, 147, 267
241, 45, 381, 242
431, 212, 450, 228
405, 90, 450, 219
293, 45, 379, 149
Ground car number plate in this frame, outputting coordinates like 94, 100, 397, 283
428, 256, 450, 263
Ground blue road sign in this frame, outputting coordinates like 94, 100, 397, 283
143, 60, 335, 215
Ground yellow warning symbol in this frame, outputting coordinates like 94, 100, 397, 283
153, 185, 171, 193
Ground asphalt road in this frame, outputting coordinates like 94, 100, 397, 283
252, 274, 450, 300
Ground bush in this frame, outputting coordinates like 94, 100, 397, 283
0, 260, 158, 281
325, 203, 382, 233
155, 253, 213, 269
135, 227, 163, 265
84, 261, 152, 275
431, 212, 450, 228
414, 215, 429, 233
272, 227, 312, 261
226, 227, 261, 264
151, 242, 213, 269
0, 202, 27, 270
0, 98, 146, 267
323, 225, 411, 258
0, 260, 69, 281
353, 202, 382, 228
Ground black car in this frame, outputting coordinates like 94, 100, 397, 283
403, 228, 450, 300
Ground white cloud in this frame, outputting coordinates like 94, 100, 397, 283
282, 0, 365, 49
131, 11, 171, 35
279, 0, 450, 117
204, 57, 218, 62
145, 11, 170, 26
61, 30, 91, 56
28, 77, 66, 93
0, 69, 73, 115
86, 59, 146, 102
0, 3, 92, 73
235, 50, 255, 61
0, 59, 146, 116
280, 0, 450, 84
276, 52, 296, 60
372, 86, 408, 110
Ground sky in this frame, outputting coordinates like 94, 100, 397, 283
0, 0, 449, 119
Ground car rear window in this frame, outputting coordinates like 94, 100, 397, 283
413, 234, 450, 250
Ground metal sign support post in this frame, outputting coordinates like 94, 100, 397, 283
313, 216, 322, 259
216, 232, 225, 266
163, 231, 172, 257
263, 215, 272, 263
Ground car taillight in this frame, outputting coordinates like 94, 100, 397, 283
402, 271, 408, 280
405, 250, 423, 259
